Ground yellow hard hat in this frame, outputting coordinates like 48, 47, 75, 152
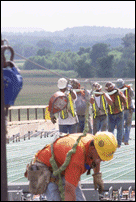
94, 131, 118, 161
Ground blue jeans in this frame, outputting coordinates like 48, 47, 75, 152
123, 109, 133, 143
44, 176, 86, 201
93, 115, 108, 135
59, 123, 78, 134
108, 112, 124, 146
77, 115, 92, 133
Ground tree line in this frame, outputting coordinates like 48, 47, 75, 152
2, 31, 135, 78
23, 33, 135, 78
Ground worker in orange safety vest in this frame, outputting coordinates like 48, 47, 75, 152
90, 82, 113, 135
105, 82, 127, 148
116, 79, 135, 145
25, 131, 118, 201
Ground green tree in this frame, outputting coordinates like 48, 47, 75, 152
36, 48, 52, 57
122, 33, 135, 48
127, 59, 135, 78
77, 47, 91, 55
12, 43, 23, 59
114, 59, 128, 78
75, 58, 95, 78
23, 56, 46, 70
122, 46, 135, 61
36, 39, 53, 49
97, 55, 114, 78
23, 45, 36, 57
37, 48, 46, 56
90, 43, 110, 68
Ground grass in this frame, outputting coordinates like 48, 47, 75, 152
14, 59, 25, 69
14, 72, 135, 106
20, 69, 78, 78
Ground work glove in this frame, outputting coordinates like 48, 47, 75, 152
92, 172, 104, 193
51, 115, 56, 124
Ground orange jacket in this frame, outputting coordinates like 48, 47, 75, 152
35, 133, 94, 186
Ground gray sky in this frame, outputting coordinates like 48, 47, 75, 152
1, 1, 135, 32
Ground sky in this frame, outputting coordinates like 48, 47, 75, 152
1, 1, 135, 32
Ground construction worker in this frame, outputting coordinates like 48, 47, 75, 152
50, 78, 78, 134
90, 82, 113, 135
69, 79, 92, 133
105, 82, 127, 148
25, 131, 118, 201
116, 79, 134, 145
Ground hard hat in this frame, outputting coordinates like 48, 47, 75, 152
57, 78, 67, 89
69, 79, 80, 89
92, 82, 102, 91
105, 82, 115, 91
116, 79, 125, 89
94, 131, 118, 161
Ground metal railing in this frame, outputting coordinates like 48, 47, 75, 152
8, 105, 48, 123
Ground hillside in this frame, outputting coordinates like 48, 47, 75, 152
2, 26, 135, 37
1, 26, 135, 53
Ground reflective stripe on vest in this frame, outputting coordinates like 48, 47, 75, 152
101, 95, 107, 116
109, 105, 113, 114
117, 95, 122, 112
68, 93, 75, 117
109, 95, 122, 114
61, 110, 65, 119
60, 93, 75, 119
92, 95, 107, 118
93, 103, 97, 118
125, 89, 129, 109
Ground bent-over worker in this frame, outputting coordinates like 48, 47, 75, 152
25, 131, 117, 201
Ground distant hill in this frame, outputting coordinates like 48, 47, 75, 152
2, 26, 135, 38
52, 26, 135, 37
1, 26, 135, 52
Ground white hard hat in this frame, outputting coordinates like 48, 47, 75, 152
116, 79, 125, 89
57, 78, 67, 89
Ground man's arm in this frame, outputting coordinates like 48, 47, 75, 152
92, 162, 104, 193
93, 160, 100, 174
65, 180, 76, 201
70, 89, 77, 100
90, 96, 95, 104
102, 92, 113, 106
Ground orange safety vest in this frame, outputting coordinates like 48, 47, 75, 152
35, 133, 94, 186
108, 93, 123, 114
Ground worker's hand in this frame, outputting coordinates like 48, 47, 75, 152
90, 97, 95, 104
51, 115, 56, 124
92, 172, 104, 193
